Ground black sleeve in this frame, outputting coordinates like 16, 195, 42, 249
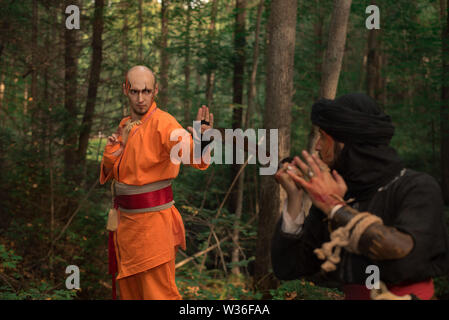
377, 173, 449, 284
271, 207, 329, 280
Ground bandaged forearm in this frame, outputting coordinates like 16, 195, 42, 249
331, 206, 414, 260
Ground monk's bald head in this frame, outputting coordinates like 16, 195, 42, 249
125, 65, 156, 90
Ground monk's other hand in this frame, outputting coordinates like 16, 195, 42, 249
287, 150, 347, 216
107, 133, 120, 146
106, 133, 124, 157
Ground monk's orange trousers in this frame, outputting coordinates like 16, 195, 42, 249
117, 259, 182, 300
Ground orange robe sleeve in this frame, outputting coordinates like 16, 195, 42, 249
99, 117, 130, 184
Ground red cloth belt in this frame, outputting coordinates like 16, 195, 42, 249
114, 185, 174, 210
108, 185, 174, 300
343, 278, 434, 300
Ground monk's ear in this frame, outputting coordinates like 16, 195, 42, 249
122, 83, 128, 96
154, 83, 159, 96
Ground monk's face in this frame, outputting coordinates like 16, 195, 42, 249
123, 68, 158, 117
315, 128, 343, 168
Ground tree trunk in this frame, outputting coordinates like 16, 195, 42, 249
205, 0, 218, 111
366, 27, 380, 99
77, 0, 104, 179
138, 0, 143, 62
159, 0, 170, 107
320, 0, 352, 99
441, 0, 449, 204
245, 0, 264, 128
255, 0, 297, 295
314, 0, 325, 98
31, 0, 38, 145
122, 0, 129, 116
183, 2, 192, 126
230, 0, 246, 276
309, 0, 352, 154
64, 0, 79, 183
366, 1, 384, 107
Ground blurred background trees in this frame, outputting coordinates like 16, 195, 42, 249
0, 0, 448, 299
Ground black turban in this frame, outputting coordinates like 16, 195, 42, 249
311, 93, 394, 145
310, 93, 403, 201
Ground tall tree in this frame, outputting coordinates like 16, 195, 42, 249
314, 0, 325, 98
121, 0, 129, 116
320, 0, 352, 99
183, 1, 192, 126
245, 0, 264, 128
159, 0, 170, 107
230, 0, 247, 276
255, 0, 297, 294
64, 0, 79, 183
441, 0, 449, 204
138, 0, 143, 62
205, 0, 219, 110
31, 0, 38, 143
366, 1, 384, 106
77, 0, 104, 178
309, 0, 352, 152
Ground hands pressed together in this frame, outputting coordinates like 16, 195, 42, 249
275, 150, 348, 216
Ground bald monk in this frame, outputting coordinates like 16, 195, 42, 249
100, 66, 213, 300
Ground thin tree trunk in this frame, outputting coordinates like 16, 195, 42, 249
255, 0, 297, 295
77, 0, 104, 179
441, 0, 449, 204
138, 0, 143, 62
245, 0, 264, 129
367, 28, 379, 98
320, 0, 352, 99
309, 0, 352, 153
183, 2, 192, 126
314, 0, 324, 98
31, 0, 38, 145
122, 0, 129, 116
205, 0, 218, 111
64, 0, 79, 183
230, 0, 247, 276
159, 0, 170, 107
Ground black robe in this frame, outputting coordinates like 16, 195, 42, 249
271, 169, 449, 285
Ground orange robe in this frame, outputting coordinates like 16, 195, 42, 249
100, 102, 208, 297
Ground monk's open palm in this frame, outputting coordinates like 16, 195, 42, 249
187, 105, 214, 135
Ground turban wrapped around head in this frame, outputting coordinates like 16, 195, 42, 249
311, 93, 395, 145
310, 93, 403, 201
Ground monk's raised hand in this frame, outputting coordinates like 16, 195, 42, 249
187, 105, 214, 135
287, 150, 347, 216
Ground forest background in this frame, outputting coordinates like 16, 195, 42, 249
1, 0, 449, 300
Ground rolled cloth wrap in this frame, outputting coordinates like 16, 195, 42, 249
311, 93, 394, 145
311, 93, 403, 201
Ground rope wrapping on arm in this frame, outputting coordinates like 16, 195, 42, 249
313, 210, 383, 272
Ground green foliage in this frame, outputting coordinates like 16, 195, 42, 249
176, 265, 262, 300
270, 279, 343, 300
0, 244, 22, 270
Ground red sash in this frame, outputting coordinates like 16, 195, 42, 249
343, 279, 434, 300
108, 185, 174, 299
